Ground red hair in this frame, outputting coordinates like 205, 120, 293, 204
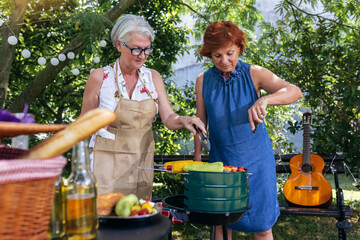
198, 21, 247, 58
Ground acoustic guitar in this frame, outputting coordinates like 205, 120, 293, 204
283, 112, 332, 207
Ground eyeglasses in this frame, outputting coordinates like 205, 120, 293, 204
121, 41, 153, 56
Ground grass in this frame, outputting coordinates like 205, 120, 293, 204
156, 173, 360, 240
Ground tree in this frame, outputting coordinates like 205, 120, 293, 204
251, 0, 360, 168
1, 0, 197, 155
4, 0, 135, 113
183, 0, 359, 168
0, 0, 31, 108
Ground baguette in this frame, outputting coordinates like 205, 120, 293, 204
97, 192, 125, 216
19, 108, 116, 159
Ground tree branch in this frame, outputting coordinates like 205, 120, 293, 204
284, 0, 357, 30
8, 0, 136, 113
170, 0, 210, 24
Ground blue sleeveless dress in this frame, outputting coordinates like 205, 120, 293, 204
202, 59, 280, 233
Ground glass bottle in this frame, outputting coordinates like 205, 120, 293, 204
48, 175, 66, 239
66, 140, 98, 240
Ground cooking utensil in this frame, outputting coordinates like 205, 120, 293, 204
162, 194, 250, 240
194, 125, 211, 151
136, 167, 188, 175
163, 194, 249, 225
184, 170, 249, 212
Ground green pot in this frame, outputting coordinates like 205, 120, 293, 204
184, 171, 249, 212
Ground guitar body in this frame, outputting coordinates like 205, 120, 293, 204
283, 153, 332, 207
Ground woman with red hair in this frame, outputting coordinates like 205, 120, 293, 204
194, 21, 303, 240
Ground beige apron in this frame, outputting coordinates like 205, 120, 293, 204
93, 63, 157, 199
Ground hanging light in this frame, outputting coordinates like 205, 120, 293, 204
21, 49, 31, 58
8, 36, 18, 45
58, 53, 66, 61
71, 68, 80, 76
100, 40, 107, 47
93, 56, 100, 63
37, 57, 46, 65
67, 52, 75, 59
50, 58, 59, 66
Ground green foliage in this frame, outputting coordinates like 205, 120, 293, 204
186, 0, 360, 170
153, 80, 197, 155
261, 0, 360, 168
4, 0, 193, 152
3, 0, 360, 169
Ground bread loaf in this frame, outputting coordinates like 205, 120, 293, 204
20, 108, 116, 159
97, 192, 125, 216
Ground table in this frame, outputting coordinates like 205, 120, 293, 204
96, 214, 172, 240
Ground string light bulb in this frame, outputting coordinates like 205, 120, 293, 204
67, 52, 75, 59
51, 58, 59, 66
93, 56, 100, 63
38, 57, 46, 65
58, 53, 66, 61
100, 40, 107, 47
21, 49, 31, 58
8, 36, 18, 45
71, 68, 80, 75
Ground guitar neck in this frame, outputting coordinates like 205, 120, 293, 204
303, 124, 311, 166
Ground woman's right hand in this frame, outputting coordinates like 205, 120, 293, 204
248, 96, 268, 131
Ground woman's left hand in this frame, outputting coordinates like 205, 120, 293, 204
248, 96, 268, 131
180, 116, 206, 135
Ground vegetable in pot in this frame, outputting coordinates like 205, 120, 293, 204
183, 162, 224, 172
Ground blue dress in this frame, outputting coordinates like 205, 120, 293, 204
202, 59, 280, 233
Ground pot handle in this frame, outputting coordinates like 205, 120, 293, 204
162, 206, 179, 213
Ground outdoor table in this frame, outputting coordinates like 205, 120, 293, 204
96, 214, 172, 240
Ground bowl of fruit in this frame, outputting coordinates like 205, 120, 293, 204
98, 193, 162, 225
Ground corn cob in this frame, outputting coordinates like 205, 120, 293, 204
164, 160, 193, 168
168, 160, 204, 173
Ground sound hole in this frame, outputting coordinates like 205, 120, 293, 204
302, 163, 312, 173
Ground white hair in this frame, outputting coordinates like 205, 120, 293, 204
111, 14, 155, 47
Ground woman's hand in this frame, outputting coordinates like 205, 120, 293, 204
248, 96, 268, 131
179, 116, 206, 136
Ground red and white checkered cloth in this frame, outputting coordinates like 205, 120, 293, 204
0, 145, 66, 184
160, 203, 184, 223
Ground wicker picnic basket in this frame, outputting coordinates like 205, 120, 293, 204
0, 146, 66, 240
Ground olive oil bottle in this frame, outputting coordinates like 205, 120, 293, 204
48, 175, 66, 238
66, 140, 98, 240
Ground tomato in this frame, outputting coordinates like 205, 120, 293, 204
138, 208, 150, 215
129, 209, 139, 216
237, 166, 245, 172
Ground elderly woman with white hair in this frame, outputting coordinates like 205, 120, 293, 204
80, 14, 205, 198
